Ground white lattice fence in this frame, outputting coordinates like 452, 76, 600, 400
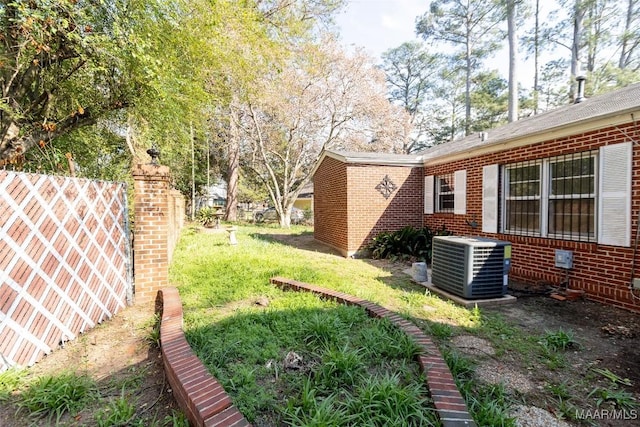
0, 171, 132, 371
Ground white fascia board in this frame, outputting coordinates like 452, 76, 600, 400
325, 151, 424, 167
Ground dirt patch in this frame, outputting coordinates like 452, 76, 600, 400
451, 335, 496, 357
0, 303, 180, 426
484, 295, 640, 426
489, 296, 640, 394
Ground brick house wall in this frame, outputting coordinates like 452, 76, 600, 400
346, 164, 423, 254
314, 153, 423, 257
314, 156, 349, 254
424, 122, 640, 312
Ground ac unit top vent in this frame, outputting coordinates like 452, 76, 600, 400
433, 235, 512, 248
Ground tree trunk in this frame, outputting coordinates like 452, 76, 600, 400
570, 0, 585, 101
465, 25, 472, 136
533, 0, 540, 114
278, 204, 292, 228
225, 107, 240, 222
619, 0, 634, 69
507, 0, 518, 122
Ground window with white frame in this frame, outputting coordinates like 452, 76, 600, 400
504, 162, 541, 234
425, 170, 466, 215
502, 151, 597, 241
548, 154, 596, 239
436, 173, 454, 212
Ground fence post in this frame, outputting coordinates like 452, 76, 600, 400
132, 163, 170, 304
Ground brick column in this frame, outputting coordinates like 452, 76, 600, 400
133, 163, 170, 304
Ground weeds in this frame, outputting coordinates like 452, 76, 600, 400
104, 365, 149, 392
442, 348, 475, 381
540, 348, 568, 370
344, 374, 438, 426
545, 381, 572, 400
592, 367, 632, 387
552, 396, 580, 421
589, 367, 638, 411
426, 321, 453, 341
16, 371, 97, 423
588, 387, 638, 410
0, 368, 27, 401
315, 347, 365, 389
95, 392, 137, 426
161, 410, 190, 427
145, 313, 161, 348
443, 349, 516, 426
466, 383, 515, 427
539, 328, 580, 351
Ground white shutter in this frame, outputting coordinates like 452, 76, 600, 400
454, 170, 467, 215
482, 165, 499, 233
424, 175, 434, 214
598, 142, 632, 247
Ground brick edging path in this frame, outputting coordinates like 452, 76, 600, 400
156, 287, 250, 427
158, 281, 476, 427
270, 277, 477, 427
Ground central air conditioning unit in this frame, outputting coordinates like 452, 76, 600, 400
431, 236, 511, 299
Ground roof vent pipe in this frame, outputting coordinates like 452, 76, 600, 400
574, 75, 586, 104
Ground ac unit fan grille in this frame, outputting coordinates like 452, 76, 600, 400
431, 243, 466, 295
469, 247, 505, 297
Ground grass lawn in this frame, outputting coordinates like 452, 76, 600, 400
170, 224, 507, 426
2, 225, 635, 426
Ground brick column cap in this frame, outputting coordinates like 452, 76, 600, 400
132, 163, 171, 181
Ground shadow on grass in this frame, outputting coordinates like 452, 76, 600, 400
1, 342, 183, 427
250, 229, 343, 257
184, 302, 439, 426
250, 229, 425, 293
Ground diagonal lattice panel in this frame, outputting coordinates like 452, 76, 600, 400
0, 171, 132, 371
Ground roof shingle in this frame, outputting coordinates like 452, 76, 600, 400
419, 82, 640, 161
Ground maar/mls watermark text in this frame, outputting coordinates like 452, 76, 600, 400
575, 409, 638, 421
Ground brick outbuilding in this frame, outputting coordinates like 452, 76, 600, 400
313, 151, 424, 257
313, 82, 640, 312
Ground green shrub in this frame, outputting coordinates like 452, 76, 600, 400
196, 206, 220, 227
367, 225, 451, 262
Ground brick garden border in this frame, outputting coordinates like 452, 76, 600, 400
156, 287, 250, 427
157, 281, 476, 427
270, 277, 477, 427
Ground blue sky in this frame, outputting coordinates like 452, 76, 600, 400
334, 0, 427, 61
